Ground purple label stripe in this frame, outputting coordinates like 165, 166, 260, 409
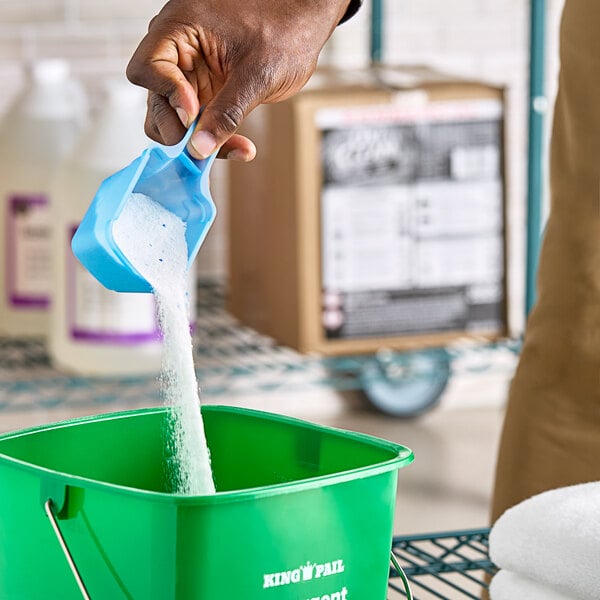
70, 329, 161, 344
8, 294, 49, 309
10, 195, 47, 209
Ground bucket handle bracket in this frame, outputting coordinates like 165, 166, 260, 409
44, 499, 92, 600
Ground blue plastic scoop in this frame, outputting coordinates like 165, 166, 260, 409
72, 123, 217, 293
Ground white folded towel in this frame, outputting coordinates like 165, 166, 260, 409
490, 570, 580, 600
489, 481, 600, 600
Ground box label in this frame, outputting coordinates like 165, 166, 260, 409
6, 194, 51, 308
318, 99, 505, 340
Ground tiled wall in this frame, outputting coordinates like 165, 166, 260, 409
0, 1, 159, 105
0, 0, 565, 334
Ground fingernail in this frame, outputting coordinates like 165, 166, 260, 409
226, 149, 248, 161
175, 107, 189, 127
190, 130, 217, 158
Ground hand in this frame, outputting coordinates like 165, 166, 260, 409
127, 0, 351, 161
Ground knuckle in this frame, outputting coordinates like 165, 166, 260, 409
150, 95, 170, 120
143, 113, 161, 143
218, 103, 245, 133
144, 123, 160, 142
126, 56, 145, 86
146, 94, 172, 137
147, 14, 159, 33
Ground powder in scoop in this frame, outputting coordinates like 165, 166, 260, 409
113, 192, 215, 495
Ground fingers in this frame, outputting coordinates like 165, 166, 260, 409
127, 30, 200, 134
129, 22, 262, 160
188, 63, 263, 159
145, 91, 256, 161
144, 92, 187, 146
217, 134, 257, 162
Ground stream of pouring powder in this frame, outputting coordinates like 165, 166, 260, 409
113, 192, 215, 495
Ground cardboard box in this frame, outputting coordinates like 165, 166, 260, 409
228, 67, 507, 355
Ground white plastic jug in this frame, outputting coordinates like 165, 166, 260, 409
50, 78, 196, 376
0, 59, 86, 336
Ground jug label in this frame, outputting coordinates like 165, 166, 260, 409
6, 194, 51, 308
66, 225, 160, 343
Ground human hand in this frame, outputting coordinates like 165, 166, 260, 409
127, 0, 352, 161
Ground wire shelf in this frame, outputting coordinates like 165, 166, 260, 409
388, 528, 495, 599
0, 281, 519, 415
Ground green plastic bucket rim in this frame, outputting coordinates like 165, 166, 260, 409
0, 405, 414, 505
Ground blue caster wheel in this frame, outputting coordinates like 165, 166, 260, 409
359, 348, 451, 417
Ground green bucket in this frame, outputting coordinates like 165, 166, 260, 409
0, 406, 413, 599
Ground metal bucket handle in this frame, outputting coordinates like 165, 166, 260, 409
391, 551, 413, 599
44, 499, 91, 600
46, 497, 411, 600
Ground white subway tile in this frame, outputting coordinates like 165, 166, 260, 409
76, 0, 156, 21
0, 1, 64, 23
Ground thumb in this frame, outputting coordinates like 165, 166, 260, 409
188, 69, 263, 159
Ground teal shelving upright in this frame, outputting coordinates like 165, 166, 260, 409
360, 0, 548, 416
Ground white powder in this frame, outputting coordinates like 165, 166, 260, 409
113, 192, 215, 495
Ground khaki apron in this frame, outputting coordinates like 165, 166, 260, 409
491, 0, 600, 524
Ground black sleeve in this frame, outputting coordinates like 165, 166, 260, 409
338, 0, 363, 24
